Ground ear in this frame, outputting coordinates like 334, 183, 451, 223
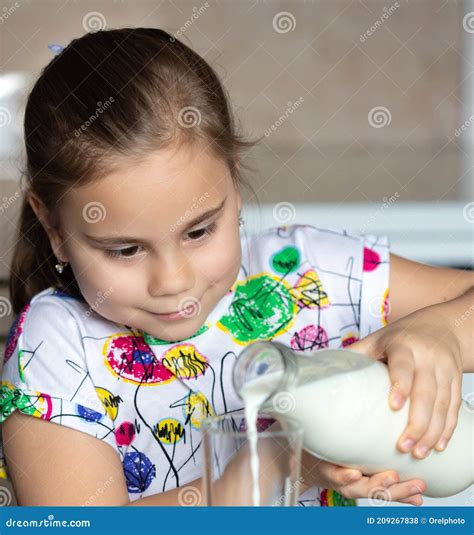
27, 191, 69, 263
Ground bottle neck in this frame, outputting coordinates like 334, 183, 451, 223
233, 340, 299, 406
269, 340, 299, 390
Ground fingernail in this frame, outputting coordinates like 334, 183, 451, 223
414, 445, 429, 458
411, 485, 423, 494
400, 438, 414, 451
436, 438, 447, 451
391, 392, 404, 409
383, 477, 395, 488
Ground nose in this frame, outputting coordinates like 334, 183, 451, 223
147, 249, 195, 299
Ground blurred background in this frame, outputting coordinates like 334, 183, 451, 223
0, 0, 472, 507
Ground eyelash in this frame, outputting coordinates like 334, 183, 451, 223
103, 222, 218, 261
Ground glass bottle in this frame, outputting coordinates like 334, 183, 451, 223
232, 340, 473, 498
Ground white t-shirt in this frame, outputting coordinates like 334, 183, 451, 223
0, 224, 390, 506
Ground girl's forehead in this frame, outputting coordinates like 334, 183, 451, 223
59, 147, 232, 230
78, 141, 226, 192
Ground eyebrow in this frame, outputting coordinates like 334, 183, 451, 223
82, 196, 227, 246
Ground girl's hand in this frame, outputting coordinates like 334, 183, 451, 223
348, 305, 463, 460
302, 452, 425, 505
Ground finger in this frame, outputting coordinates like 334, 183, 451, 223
379, 480, 426, 504
412, 368, 453, 458
355, 478, 425, 504
386, 348, 415, 410
317, 460, 363, 489
397, 494, 424, 506
434, 374, 462, 452
397, 370, 437, 454
347, 335, 379, 358
335, 470, 399, 499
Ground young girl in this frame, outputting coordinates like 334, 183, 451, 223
0, 28, 472, 507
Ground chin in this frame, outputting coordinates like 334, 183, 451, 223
146, 316, 205, 342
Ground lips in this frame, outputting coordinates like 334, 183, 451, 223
155, 303, 196, 315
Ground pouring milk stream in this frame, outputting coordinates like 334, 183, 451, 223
232, 341, 473, 506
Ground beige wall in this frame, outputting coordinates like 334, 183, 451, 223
0, 0, 469, 298
0, 0, 466, 203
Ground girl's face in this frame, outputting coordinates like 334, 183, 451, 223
56, 140, 243, 342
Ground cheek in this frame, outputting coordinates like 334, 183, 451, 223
70, 251, 139, 308
195, 232, 241, 286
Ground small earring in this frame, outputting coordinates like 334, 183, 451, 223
239, 215, 245, 228
55, 260, 68, 274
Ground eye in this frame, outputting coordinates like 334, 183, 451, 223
104, 245, 142, 260
186, 222, 217, 241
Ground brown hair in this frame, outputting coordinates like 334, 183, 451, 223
10, 27, 262, 315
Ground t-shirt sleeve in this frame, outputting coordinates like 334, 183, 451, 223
356, 232, 390, 339
0, 297, 117, 454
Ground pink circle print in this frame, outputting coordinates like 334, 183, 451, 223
363, 247, 381, 272
104, 334, 176, 385
290, 324, 329, 352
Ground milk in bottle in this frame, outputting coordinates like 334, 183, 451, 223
233, 341, 473, 499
